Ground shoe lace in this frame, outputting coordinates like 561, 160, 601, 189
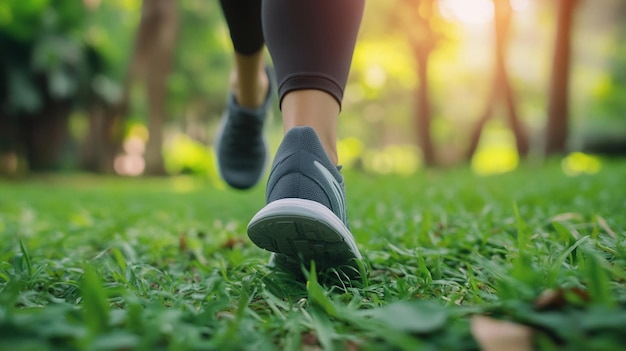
224, 115, 264, 151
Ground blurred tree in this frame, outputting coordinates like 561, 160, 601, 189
582, 7, 626, 155
81, 0, 230, 174
465, 0, 529, 161
0, 0, 111, 171
168, 0, 231, 142
346, 1, 422, 153
79, 72, 127, 173
399, 0, 443, 166
126, 0, 179, 175
545, 0, 578, 155
79, 0, 138, 173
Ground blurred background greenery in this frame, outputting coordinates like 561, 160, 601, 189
0, 0, 624, 180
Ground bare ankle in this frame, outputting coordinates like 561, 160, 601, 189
282, 90, 340, 164
232, 50, 268, 109
231, 72, 268, 109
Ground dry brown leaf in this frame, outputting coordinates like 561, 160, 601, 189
216, 311, 235, 320
596, 216, 617, 239
221, 237, 246, 249
191, 247, 208, 266
471, 315, 533, 351
301, 331, 322, 351
179, 232, 187, 252
534, 289, 566, 310
344, 340, 359, 351
300, 334, 358, 351
550, 212, 583, 222
534, 287, 590, 310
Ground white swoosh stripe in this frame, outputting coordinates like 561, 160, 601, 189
314, 161, 346, 222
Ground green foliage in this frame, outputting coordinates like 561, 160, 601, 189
0, 0, 51, 41
168, 0, 231, 123
0, 0, 117, 117
163, 134, 218, 177
1, 161, 625, 349
582, 27, 626, 143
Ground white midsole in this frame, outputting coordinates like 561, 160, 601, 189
248, 198, 362, 259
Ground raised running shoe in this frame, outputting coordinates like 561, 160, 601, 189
247, 126, 362, 276
215, 68, 273, 190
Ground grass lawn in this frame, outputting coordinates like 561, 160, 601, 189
1, 159, 625, 350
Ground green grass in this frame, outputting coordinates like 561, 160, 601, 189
1, 160, 625, 350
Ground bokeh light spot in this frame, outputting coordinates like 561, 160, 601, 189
114, 154, 145, 176
561, 152, 602, 176
123, 136, 146, 155
338, 137, 364, 169
439, 0, 494, 25
364, 65, 387, 90
129, 123, 149, 142
363, 145, 422, 175
471, 128, 519, 176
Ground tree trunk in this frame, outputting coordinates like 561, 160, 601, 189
81, 0, 179, 175
545, 0, 577, 155
21, 100, 72, 171
80, 102, 124, 173
502, 67, 529, 157
466, 0, 528, 160
465, 88, 496, 160
403, 0, 439, 166
415, 51, 436, 166
131, 0, 179, 175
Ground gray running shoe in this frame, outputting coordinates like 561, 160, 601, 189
215, 68, 273, 190
247, 126, 363, 277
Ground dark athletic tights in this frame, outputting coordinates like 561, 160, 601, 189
219, 0, 365, 108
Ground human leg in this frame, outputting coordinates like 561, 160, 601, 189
215, 0, 272, 189
262, 0, 364, 165
218, 0, 268, 108
247, 0, 365, 277
281, 90, 340, 164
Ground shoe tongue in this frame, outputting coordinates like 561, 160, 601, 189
281, 127, 324, 154
279, 126, 341, 175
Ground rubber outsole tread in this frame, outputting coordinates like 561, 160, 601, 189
247, 199, 361, 271
249, 217, 354, 267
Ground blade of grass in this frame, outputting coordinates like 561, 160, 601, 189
309, 305, 336, 351
307, 262, 338, 318
547, 235, 590, 286
80, 264, 110, 336
18, 238, 33, 278
512, 202, 528, 257
580, 246, 615, 307
511, 202, 536, 288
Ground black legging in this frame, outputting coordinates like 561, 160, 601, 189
219, 0, 364, 108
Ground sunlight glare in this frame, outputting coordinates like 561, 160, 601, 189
439, 0, 494, 25
364, 65, 387, 90
510, 0, 530, 12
